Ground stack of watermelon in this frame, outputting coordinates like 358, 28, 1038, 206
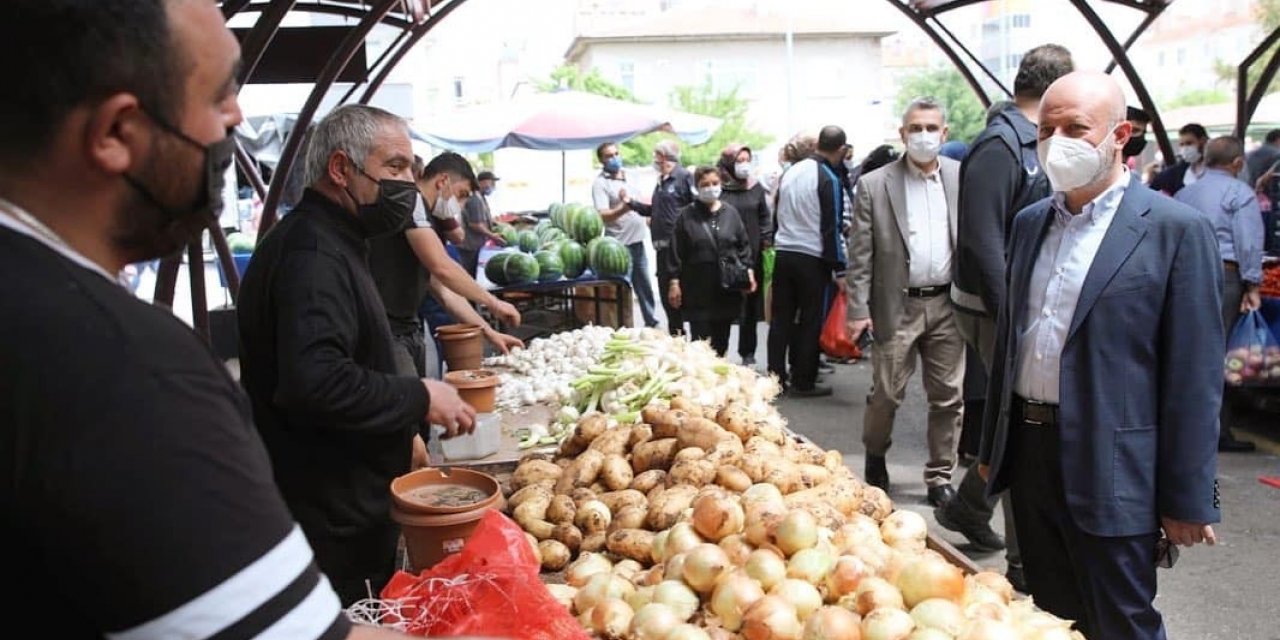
587, 236, 631, 278
484, 251, 540, 286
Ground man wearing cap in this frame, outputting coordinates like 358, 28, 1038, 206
459, 169, 505, 277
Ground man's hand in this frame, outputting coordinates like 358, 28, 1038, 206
411, 434, 429, 470
618, 188, 628, 206
1242, 287, 1261, 312
668, 281, 682, 309
846, 317, 873, 344
1255, 168, 1275, 193
491, 234, 507, 247
486, 297, 521, 327
747, 270, 758, 294
978, 464, 990, 482
1161, 516, 1217, 547
484, 327, 524, 354
423, 379, 477, 438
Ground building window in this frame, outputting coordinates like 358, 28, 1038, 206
1007, 54, 1022, 70
1176, 48, 1186, 64
619, 61, 635, 94
1158, 51, 1166, 67
1011, 14, 1030, 28
453, 76, 464, 103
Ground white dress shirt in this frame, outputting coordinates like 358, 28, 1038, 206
1014, 172, 1129, 404
903, 161, 952, 287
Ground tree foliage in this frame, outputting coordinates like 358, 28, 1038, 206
1162, 88, 1231, 111
538, 65, 771, 169
894, 68, 986, 144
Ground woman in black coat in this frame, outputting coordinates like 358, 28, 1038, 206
666, 166, 756, 357
717, 145, 771, 366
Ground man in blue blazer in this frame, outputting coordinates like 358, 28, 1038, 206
979, 72, 1222, 640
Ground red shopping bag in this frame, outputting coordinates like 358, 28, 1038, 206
368, 511, 589, 640
820, 288, 862, 360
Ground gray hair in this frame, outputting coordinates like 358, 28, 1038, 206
902, 96, 947, 125
654, 139, 681, 162
1204, 136, 1244, 168
303, 104, 408, 186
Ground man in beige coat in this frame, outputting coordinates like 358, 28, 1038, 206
845, 97, 965, 507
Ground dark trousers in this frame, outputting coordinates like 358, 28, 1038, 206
627, 242, 659, 327
392, 328, 427, 378
457, 248, 480, 279
657, 246, 683, 335
1221, 266, 1243, 439
301, 518, 401, 607
767, 251, 827, 389
691, 320, 732, 357
1009, 422, 1165, 640
738, 265, 763, 359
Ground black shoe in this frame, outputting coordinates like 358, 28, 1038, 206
1219, 436, 1257, 453
818, 361, 835, 372
741, 356, 756, 366
788, 384, 833, 398
865, 455, 889, 490
934, 502, 1006, 552
926, 484, 957, 508
1005, 565, 1027, 594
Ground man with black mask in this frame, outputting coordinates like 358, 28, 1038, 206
238, 104, 476, 605
1123, 106, 1151, 160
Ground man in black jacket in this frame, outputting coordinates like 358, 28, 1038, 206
941, 44, 1073, 591
1151, 123, 1209, 196
625, 139, 696, 335
238, 104, 476, 605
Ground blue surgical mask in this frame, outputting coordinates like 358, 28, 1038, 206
604, 157, 622, 173
482, 186, 495, 196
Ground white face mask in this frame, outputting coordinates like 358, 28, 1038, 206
906, 131, 943, 164
697, 185, 722, 204
734, 162, 752, 180
1037, 128, 1117, 193
1179, 144, 1202, 164
432, 193, 462, 221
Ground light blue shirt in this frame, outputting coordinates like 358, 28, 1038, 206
1174, 168, 1264, 284
1015, 172, 1129, 404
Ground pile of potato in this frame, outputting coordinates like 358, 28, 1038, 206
506, 396, 894, 572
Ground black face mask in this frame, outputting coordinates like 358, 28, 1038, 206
1123, 136, 1147, 158
344, 165, 419, 238
122, 110, 235, 259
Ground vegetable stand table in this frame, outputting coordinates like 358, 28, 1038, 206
489, 275, 634, 339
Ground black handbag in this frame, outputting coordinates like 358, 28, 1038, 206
700, 214, 752, 292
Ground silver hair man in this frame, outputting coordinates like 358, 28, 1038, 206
303, 104, 409, 186
903, 96, 948, 124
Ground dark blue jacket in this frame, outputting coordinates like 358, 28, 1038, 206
981, 176, 1224, 536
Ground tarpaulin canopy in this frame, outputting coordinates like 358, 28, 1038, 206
413, 90, 723, 153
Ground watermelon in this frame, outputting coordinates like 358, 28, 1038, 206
590, 236, 631, 278
517, 229, 539, 253
585, 236, 608, 269
567, 205, 605, 245
558, 241, 586, 279
534, 250, 564, 282
548, 202, 567, 229
537, 225, 567, 245
484, 251, 515, 286
496, 223, 518, 247
226, 232, 255, 254
504, 251, 540, 284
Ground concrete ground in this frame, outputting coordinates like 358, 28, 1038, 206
719, 322, 1280, 640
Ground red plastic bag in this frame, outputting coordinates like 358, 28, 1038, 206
820, 288, 862, 360
374, 511, 588, 640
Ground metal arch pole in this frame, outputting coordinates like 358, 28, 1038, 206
240, 2, 412, 28
188, 241, 211, 341
883, 0, 991, 108
336, 24, 413, 107
930, 15, 1012, 98
237, 0, 296, 86
234, 139, 268, 199
358, 0, 472, 105
1244, 47, 1280, 139
258, 0, 401, 236
222, 0, 253, 19
1069, 0, 1173, 163
1236, 27, 1280, 139
1103, 7, 1163, 75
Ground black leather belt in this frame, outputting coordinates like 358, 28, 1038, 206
1013, 395, 1059, 426
1224, 260, 1238, 271
905, 284, 950, 298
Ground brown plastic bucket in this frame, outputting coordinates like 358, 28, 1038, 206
389, 467, 505, 571
437, 324, 483, 371
444, 369, 499, 413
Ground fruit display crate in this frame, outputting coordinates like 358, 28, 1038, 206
491, 276, 634, 333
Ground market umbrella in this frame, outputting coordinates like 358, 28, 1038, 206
412, 90, 723, 199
